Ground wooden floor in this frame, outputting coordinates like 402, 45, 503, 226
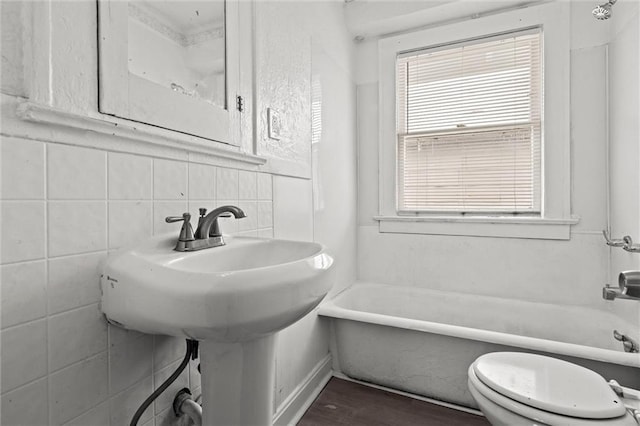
297, 378, 490, 426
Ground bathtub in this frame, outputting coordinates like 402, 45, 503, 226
318, 282, 640, 409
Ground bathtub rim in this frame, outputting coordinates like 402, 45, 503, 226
319, 283, 640, 369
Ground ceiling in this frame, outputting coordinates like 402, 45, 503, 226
343, 0, 545, 39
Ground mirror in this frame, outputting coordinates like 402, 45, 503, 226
127, 1, 226, 108
98, 0, 239, 144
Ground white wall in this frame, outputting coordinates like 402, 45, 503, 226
354, 0, 637, 323
0, 1, 356, 425
609, 4, 640, 278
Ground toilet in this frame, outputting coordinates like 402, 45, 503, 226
468, 352, 639, 425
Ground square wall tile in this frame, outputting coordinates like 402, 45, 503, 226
48, 144, 106, 200
1, 201, 45, 264
1, 137, 45, 200
109, 326, 153, 395
108, 152, 152, 200
48, 252, 105, 315
48, 201, 107, 257
257, 173, 273, 200
154, 335, 186, 372
63, 401, 109, 426
188, 163, 216, 200
49, 352, 109, 425
108, 201, 153, 249
109, 378, 153, 426
1, 260, 46, 328
153, 201, 188, 235
1, 378, 48, 426
49, 304, 108, 371
216, 168, 239, 200
239, 171, 257, 200
1, 319, 47, 392
257, 201, 273, 229
154, 159, 187, 200
238, 201, 257, 232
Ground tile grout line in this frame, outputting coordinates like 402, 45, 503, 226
106, 152, 113, 420
44, 140, 52, 425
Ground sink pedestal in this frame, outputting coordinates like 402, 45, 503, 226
200, 335, 276, 425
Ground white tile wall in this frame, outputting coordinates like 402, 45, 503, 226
64, 401, 110, 426
108, 153, 152, 200
48, 353, 109, 425
1, 378, 49, 426
48, 304, 107, 371
153, 335, 185, 372
188, 163, 216, 200
238, 201, 258, 232
216, 167, 239, 200
1, 320, 47, 392
1, 201, 46, 263
109, 328, 153, 395
108, 201, 153, 249
239, 170, 257, 200
1, 137, 45, 200
257, 173, 273, 200
108, 378, 153, 426
1, 260, 47, 328
48, 201, 107, 257
154, 159, 188, 200
48, 252, 105, 315
48, 144, 106, 200
1, 134, 274, 425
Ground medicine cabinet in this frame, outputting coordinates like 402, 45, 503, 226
98, 0, 240, 145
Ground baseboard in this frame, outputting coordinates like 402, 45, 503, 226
272, 354, 333, 426
332, 371, 485, 417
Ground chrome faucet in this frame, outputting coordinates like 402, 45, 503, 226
603, 271, 640, 301
166, 205, 245, 252
613, 330, 640, 353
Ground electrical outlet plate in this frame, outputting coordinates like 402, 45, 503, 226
267, 107, 282, 140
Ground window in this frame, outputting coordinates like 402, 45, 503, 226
397, 30, 542, 214
376, 2, 577, 239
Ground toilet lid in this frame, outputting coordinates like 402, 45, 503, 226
473, 352, 627, 419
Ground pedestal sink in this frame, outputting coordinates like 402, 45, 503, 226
100, 234, 334, 425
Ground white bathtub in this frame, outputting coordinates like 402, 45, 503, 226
319, 282, 640, 408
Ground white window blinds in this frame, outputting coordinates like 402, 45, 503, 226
396, 29, 542, 213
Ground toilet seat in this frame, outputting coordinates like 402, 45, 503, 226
468, 353, 637, 426
473, 352, 627, 419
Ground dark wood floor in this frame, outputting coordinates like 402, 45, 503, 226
297, 378, 490, 426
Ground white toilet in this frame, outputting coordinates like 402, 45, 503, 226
468, 352, 640, 425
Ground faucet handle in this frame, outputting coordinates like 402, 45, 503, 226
165, 213, 195, 242
199, 208, 207, 217
166, 213, 190, 223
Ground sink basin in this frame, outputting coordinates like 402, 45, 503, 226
100, 234, 334, 342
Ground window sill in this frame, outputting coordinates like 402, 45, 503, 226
373, 215, 580, 240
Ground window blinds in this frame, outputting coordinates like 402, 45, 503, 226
396, 29, 542, 213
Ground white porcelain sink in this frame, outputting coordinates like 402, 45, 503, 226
100, 234, 334, 342
100, 233, 334, 425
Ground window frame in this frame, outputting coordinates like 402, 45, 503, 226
376, 2, 578, 240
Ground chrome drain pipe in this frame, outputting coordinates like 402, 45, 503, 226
173, 388, 202, 426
